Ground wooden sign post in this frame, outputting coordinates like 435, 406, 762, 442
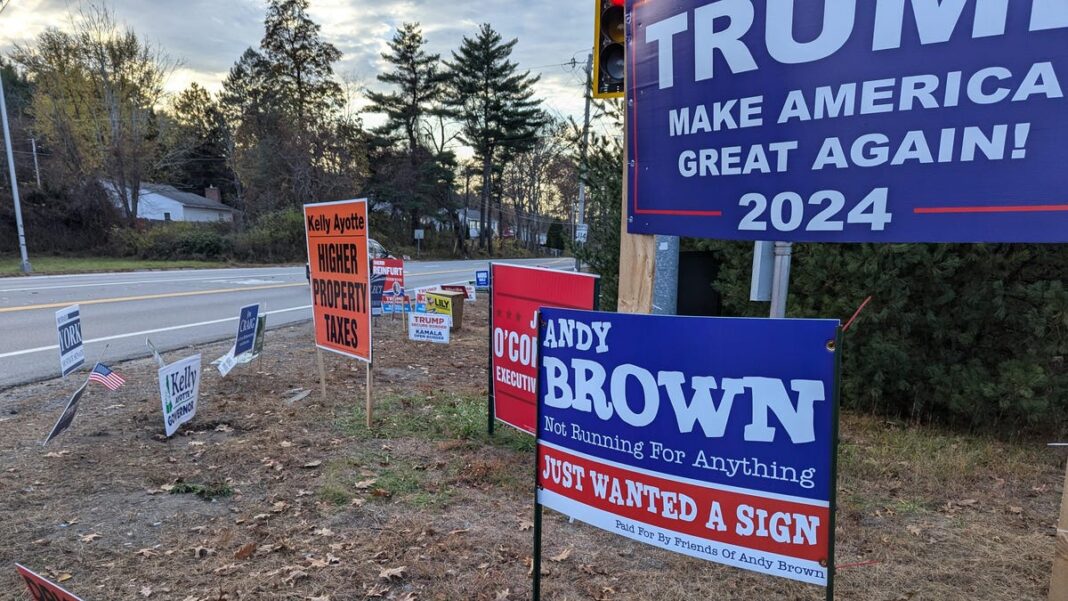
617, 114, 655, 315
316, 349, 328, 400
1051, 458, 1068, 600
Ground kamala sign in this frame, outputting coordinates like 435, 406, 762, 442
626, 0, 1068, 242
535, 308, 840, 586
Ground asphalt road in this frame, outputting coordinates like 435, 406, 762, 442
0, 257, 572, 391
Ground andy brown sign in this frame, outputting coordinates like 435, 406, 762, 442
536, 308, 840, 586
626, 0, 1068, 242
305, 199, 372, 362
491, 264, 598, 434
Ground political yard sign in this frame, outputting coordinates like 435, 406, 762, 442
626, 1, 1068, 242
536, 309, 840, 586
234, 304, 260, 357
373, 258, 405, 297
491, 264, 600, 434
55, 305, 85, 377
408, 313, 451, 344
43, 381, 89, 445
16, 564, 85, 601
305, 199, 372, 362
159, 354, 202, 437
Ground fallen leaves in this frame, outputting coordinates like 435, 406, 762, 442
234, 542, 257, 560
354, 478, 378, 490
303, 460, 323, 468
518, 519, 533, 532
79, 533, 102, 543
549, 547, 573, 563
378, 565, 408, 581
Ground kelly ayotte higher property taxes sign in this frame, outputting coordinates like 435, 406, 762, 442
305, 199, 372, 362
626, 1, 1068, 242
536, 308, 839, 586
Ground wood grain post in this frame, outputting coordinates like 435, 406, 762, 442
316, 349, 327, 400
616, 111, 655, 314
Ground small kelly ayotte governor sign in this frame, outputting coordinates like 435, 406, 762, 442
159, 354, 202, 437
536, 308, 840, 586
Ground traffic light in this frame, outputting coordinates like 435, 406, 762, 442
593, 0, 625, 99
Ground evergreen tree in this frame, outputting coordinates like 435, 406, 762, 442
365, 22, 448, 240
162, 83, 233, 200
445, 24, 546, 250
366, 23, 445, 152
261, 0, 343, 128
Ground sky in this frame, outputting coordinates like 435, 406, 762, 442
0, 0, 595, 122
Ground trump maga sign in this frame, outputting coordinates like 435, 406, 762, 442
491, 264, 598, 434
627, 0, 1068, 242
535, 308, 840, 586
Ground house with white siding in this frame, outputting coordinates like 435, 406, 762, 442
106, 182, 237, 223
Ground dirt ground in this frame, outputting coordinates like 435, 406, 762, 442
0, 301, 1063, 600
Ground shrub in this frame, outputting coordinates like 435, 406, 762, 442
697, 241, 1068, 434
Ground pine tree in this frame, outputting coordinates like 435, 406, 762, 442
366, 23, 445, 152
445, 24, 546, 250
162, 83, 233, 200
365, 23, 449, 240
260, 0, 343, 128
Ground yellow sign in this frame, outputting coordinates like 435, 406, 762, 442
426, 292, 452, 318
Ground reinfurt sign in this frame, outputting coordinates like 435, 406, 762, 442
626, 1, 1068, 242
535, 308, 840, 586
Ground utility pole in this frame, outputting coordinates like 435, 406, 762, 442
30, 137, 40, 188
0, 68, 31, 273
575, 53, 593, 272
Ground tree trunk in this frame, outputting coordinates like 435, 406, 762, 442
480, 154, 490, 251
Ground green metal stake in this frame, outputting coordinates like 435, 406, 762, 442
825, 328, 844, 601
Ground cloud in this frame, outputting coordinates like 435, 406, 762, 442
0, 0, 593, 117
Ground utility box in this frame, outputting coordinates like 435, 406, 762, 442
427, 290, 465, 332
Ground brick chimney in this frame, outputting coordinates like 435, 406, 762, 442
204, 186, 221, 203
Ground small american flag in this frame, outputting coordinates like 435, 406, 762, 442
88, 363, 125, 391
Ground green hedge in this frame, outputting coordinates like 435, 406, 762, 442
698, 241, 1068, 434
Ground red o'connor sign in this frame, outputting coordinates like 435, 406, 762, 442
16, 564, 85, 601
490, 264, 598, 434
535, 309, 840, 587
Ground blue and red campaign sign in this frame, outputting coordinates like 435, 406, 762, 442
491, 264, 598, 434
626, 1, 1068, 242
536, 308, 839, 585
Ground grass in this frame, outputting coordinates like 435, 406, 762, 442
325, 391, 535, 506
0, 255, 232, 276
342, 391, 535, 453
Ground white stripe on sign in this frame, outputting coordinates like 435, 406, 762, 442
0, 305, 312, 360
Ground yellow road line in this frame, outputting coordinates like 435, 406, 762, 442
0, 283, 306, 314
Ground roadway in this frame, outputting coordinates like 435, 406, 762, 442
0, 257, 572, 391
